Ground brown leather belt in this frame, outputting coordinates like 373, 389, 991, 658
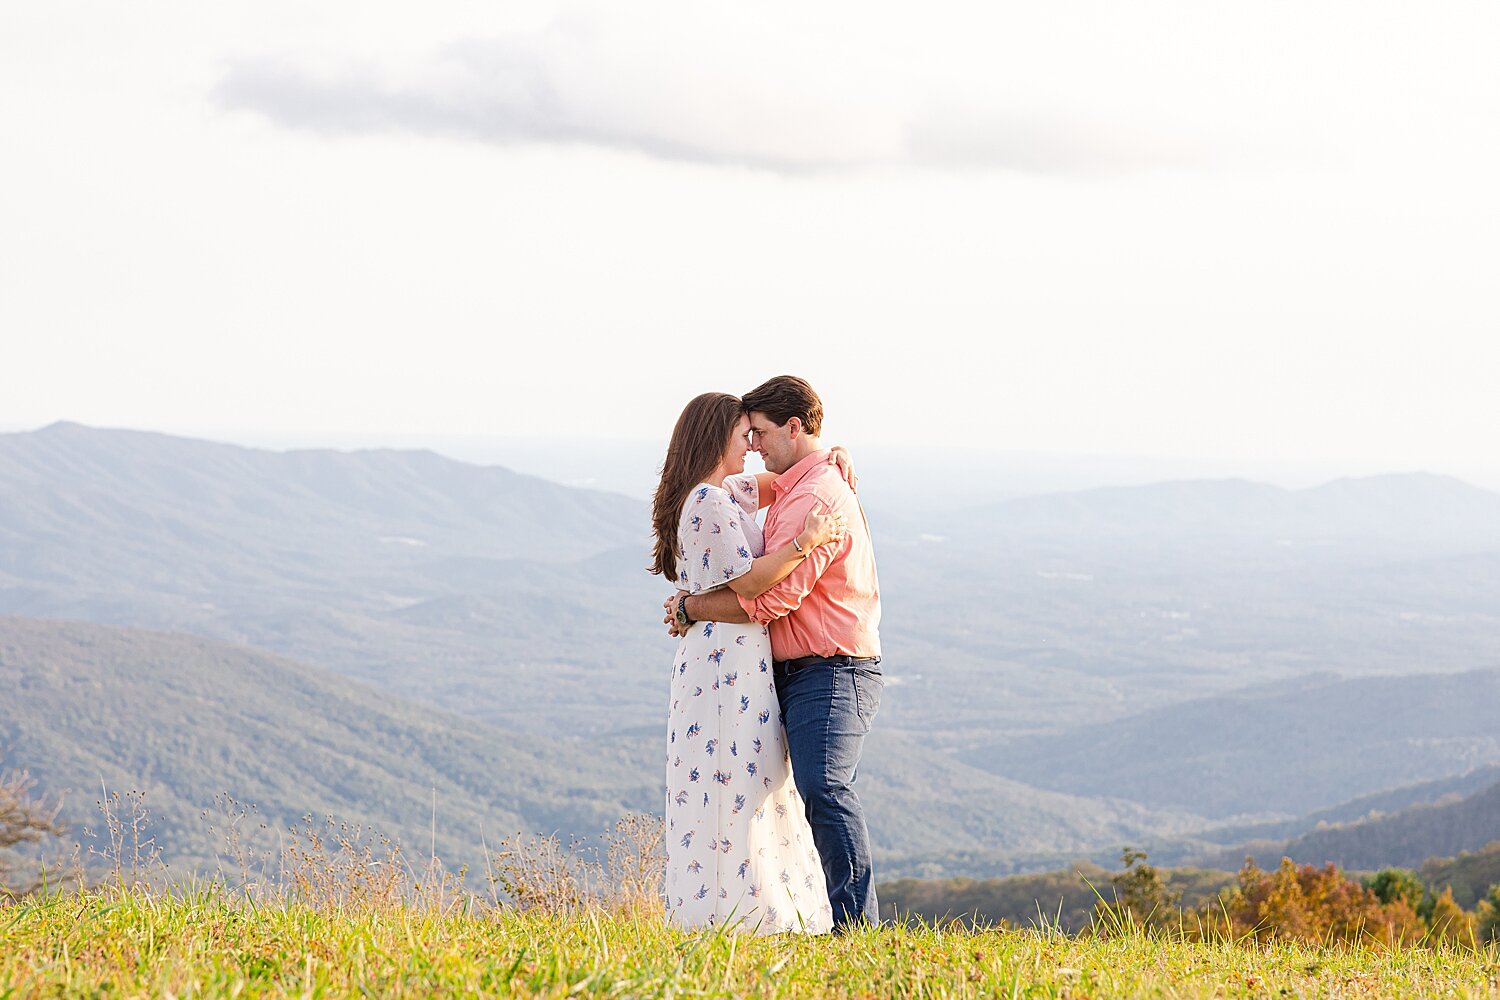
774, 654, 881, 675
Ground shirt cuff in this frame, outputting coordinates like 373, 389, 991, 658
736, 591, 770, 624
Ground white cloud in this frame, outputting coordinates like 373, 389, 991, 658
212, 3, 1218, 174
210, 1, 1500, 178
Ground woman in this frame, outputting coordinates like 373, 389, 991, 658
649, 392, 845, 934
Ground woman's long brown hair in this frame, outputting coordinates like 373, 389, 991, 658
650, 392, 743, 582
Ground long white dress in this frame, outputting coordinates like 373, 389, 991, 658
664, 475, 833, 934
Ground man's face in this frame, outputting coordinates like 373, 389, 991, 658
746, 412, 794, 474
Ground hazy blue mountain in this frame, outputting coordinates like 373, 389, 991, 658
946, 473, 1500, 547
961, 670, 1500, 819
0, 420, 641, 566
0, 422, 663, 735
0, 616, 1196, 879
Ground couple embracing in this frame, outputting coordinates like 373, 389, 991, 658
649, 375, 883, 935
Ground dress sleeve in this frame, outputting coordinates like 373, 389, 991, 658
682, 486, 756, 594
721, 473, 761, 515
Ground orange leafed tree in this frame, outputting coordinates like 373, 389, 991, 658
1206, 858, 1423, 946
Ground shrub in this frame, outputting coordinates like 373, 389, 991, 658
1093, 848, 1183, 933
1, 765, 68, 901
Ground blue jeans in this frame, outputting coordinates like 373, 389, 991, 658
774, 655, 883, 929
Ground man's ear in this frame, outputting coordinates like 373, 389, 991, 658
787, 417, 802, 440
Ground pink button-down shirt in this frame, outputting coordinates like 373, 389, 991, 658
737, 449, 881, 661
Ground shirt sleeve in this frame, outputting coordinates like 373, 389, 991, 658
683, 487, 756, 594
736, 490, 838, 624
721, 472, 761, 515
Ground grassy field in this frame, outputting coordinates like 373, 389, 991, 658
3, 888, 1499, 998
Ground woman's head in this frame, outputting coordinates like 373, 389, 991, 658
649, 392, 748, 580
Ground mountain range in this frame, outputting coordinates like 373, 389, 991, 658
5, 422, 1500, 877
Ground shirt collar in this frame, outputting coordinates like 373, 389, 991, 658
772, 449, 831, 497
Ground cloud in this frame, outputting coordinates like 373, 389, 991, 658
212, 12, 1205, 176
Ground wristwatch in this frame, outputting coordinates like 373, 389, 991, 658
675, 594, 694, 629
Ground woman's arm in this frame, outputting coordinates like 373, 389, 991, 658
749, 446, 856, 506
724, 504, 843, 599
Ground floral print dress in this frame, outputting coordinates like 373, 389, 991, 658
664, 474, 832, 934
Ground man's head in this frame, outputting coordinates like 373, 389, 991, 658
741, 375, 824, 474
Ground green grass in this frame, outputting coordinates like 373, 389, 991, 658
3, 889, 1499, 998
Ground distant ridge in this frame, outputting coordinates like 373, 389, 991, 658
962, 670, 1500, 819
1, 421, 642, 563
960, 472, 1500, 545
1195, 764, 1500, 848
1192, 776, 1500, 873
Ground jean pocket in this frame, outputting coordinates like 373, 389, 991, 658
852, 665, 884, 730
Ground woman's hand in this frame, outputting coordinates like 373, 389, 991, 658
830, 446, 858, 493
662, 591, 689, 637
798, 506, 847, 550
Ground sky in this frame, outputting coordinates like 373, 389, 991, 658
3, 1, 1498, 490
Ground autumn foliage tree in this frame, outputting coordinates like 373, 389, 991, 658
1197, 858, 1423, 946
1426, 886, 1478, 946
1476, 885, 1500, 943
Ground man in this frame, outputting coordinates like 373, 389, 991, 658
666, 375, 883, 929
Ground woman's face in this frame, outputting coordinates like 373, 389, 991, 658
722, 414, 751, 475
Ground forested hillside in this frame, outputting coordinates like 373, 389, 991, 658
0, 616, 657, 874
1421, 842, 1500, 909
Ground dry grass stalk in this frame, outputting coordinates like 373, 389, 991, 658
278, 812, 469, 916
489, 813, 664, 917
82, 787, 165, 893
202, 792, 277, 894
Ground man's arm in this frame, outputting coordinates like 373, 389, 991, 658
686, 588, 752, 624
662, 587, 753, 635
737, 491, 840, 624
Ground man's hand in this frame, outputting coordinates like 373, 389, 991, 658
662, 590, 690, 638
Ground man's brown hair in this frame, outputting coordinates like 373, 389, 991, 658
740, 375, 823, 437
